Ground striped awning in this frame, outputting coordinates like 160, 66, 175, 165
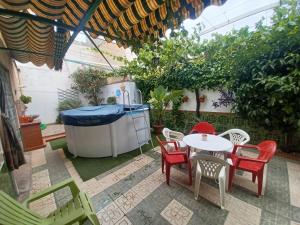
0, 0, 226, 70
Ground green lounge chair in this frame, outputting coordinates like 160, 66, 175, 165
0, 178, 100, 225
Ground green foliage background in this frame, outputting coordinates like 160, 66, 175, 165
71, 67, 110, 105
117, 0, 300, 149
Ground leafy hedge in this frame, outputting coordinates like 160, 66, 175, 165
118, 1, 300, 149
158, 111, 299, 150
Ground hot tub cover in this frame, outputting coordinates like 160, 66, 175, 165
61, 105, 126, 126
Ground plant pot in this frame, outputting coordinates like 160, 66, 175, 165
19, 115, 33, 123
153, 124, 164, 134
182, 96, 189, 103
199, 95, 206, 103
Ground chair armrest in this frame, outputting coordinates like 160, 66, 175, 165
23, 178, 79, 207
236, 156, 267, 164
232, 144, 260, 154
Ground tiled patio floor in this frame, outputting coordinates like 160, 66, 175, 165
27, 144, 300, 225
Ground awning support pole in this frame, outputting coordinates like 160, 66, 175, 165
83, 30, 115, 71
61, 0, 104, 60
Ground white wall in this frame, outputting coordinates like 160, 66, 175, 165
179, 89, 231, 113
19, 62, 75, 124
101, 81, 139, 105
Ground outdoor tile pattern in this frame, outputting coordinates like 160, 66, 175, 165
287, 162, 300, 208
161, 199, 193, 225
29, 169, 57, 217
26, 145, 300, 225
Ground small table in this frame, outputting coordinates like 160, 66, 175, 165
183, 133, 233, 191
183, 134, 233, 153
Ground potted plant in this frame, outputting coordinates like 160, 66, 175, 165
107, 96, 117, 104
19, 95, 33, 123
199, 94, 206, 103
20, 94, 32, 105
182, 95, 189, 103
148, 86, 183, 134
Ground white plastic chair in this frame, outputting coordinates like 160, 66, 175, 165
218, 129, 250, 154
162, 128, 187, 150
194, 155, 227, 209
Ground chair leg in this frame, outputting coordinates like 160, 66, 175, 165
162, 157, 164, 173
188, 161, 192, 185
166, 164, 171, 185
194, 171, 201, 200
219, 177, 225, 210
252, 174, 256, 183
257, 171, 263, 197
228, 166, 235, 191
262, 165, 268, 196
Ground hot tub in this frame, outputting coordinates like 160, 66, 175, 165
60, 104, 151, 158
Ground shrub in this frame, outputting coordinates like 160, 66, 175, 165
71, 68, 110, 105
56, 99, 82, 123
107, 96, 117, 104
20, 95, 31, 104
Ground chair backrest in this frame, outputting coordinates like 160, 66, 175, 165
257, 140, 277, 163
162, 128, 184, 142
0, 191, 43, 225
196, 155, 226, 179
218, 129, 250, 145
190, 122, 216, 135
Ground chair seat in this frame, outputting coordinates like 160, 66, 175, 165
165, 154, 186, 164
231, 155, 264, 172
47, 192, 95, 224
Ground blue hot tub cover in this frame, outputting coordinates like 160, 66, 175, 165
61, 105, 126, 126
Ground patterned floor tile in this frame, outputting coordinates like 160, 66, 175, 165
31, 148, 46, 168
287, 162, 300, 208
161, 199, 193, 225
115, 216, 133, 225
291, 221, 300, 225
260, 210, 290, 225
27, 142, 300, 225
29, 169, 57, 216
171, 168, 261, 225
115, 190, 142, 214
97, 202, 124, 225
92, 191, 113, 212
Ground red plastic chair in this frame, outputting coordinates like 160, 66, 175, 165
156, 136, 192, 186
228, 140, 277, 196
190, 122, 216, 135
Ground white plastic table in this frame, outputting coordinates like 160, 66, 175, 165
183, 134, 233, 153
183, 133, 233, 191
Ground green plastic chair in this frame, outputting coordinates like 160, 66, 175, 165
0, 178, 100, 225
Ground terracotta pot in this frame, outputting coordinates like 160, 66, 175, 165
19, 115, 33, 123
153, 124, 164, 134
182, 96, 189, 103
199, 95, 206, 103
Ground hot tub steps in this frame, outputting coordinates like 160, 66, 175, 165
123, 89, 154, 154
